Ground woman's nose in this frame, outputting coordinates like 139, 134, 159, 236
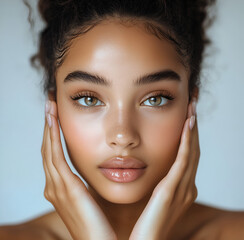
105, 109, 140, 151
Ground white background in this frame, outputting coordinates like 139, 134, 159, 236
0, 0, 244, 224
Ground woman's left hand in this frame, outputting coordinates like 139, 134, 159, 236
129, 100, 200, 240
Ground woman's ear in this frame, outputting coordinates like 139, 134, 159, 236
187, 87, 199, 118
191, 87, 199, 102
48, 90, 56, 102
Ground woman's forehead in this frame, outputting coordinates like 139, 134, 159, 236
56, 21, 189, 85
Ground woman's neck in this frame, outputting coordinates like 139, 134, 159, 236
88, 186, 152, 238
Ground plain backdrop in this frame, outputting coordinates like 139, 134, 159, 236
0, 0, 244, 225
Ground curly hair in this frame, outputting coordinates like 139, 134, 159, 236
33, 0, 216, 100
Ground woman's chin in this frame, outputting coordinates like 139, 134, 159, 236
88, 182, 153, 205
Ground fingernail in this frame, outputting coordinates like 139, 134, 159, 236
47, 113, 52, 128
192, 99, 197, 116
45, 100, 51, 114
189, 115, 195, 130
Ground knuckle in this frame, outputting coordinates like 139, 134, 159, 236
44, 188, 52, 201
41, 149, 47, 158
45, 187, 66, 205
193, 185, 198, 199
185, 187, 198, 205
41, 142, 45, 152
44, 184, 57, 203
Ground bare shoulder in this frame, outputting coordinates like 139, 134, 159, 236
0, 210, 72, 240
24, 210, 73, 240
173, 202, 244, 240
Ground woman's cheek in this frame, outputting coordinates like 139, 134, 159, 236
58, 112, 103, 169
144, 112, 186, 175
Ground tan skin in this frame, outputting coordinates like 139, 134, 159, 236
1, 18, 244, 240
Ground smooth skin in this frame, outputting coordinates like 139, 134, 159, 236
56, 20, 190, 206
42, 98, 196, 240
1, 19, 244, 240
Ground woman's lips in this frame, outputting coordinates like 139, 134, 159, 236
99, 168, 146, 183
98, 156, 147, 183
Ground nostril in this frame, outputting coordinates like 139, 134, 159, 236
106, 128, 140, 149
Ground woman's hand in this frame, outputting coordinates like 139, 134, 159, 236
41, 100, 117, 240
129, 99, 200, 240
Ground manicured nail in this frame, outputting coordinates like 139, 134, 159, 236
189, 115, 195, 130
45, 100, 51, 114
192, 99, 197, 116
47, 113, 52, 128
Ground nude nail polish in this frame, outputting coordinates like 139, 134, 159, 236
45, 100, 50, 114
189, 115, 195, 130
47, 113, 52, 127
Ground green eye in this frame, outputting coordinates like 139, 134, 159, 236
70, 91, 104, 109
143, 95, 168, 107
71, 91, 174, 110
77, 96, 102, 107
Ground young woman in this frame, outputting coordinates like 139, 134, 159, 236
1, 0, 244, 239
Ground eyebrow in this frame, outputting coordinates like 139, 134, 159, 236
63, 69, 181, 86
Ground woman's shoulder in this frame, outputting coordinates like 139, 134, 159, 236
21, 210, 73, 240
5, 203, 243, 240
0, 210, 72, 240
3, 211, 72, 240
173, 202, 244, 240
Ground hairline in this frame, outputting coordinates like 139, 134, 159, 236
54, 16, 189, 71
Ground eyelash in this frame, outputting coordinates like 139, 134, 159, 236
70, 90, 175, 110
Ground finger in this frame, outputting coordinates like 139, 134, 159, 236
163, 115, 191, 191
43, 153, 52, 183
190, 115, 200, 178
48, 101, 76, 184
177, 114, 200, 196
187, 100, 193, 118
185, 115, 200, 187
174, 99, 198, 189
42, 120, 52, 183
41, 103, 49, 154
41, 115, 59, 204
161, 100, 196, 192
41, 99, 55, 162
187, 97, 197, 118
44, 115, 61, 182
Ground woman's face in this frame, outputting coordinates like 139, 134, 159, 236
56, 20, 190, 204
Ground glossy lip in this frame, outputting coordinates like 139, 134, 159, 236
98, 156, 147, 169
98, 156, 147, 183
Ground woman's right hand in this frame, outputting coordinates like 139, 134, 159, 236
41, 100, 117, 240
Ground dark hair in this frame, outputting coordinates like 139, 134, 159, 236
33, 0, 215, 100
